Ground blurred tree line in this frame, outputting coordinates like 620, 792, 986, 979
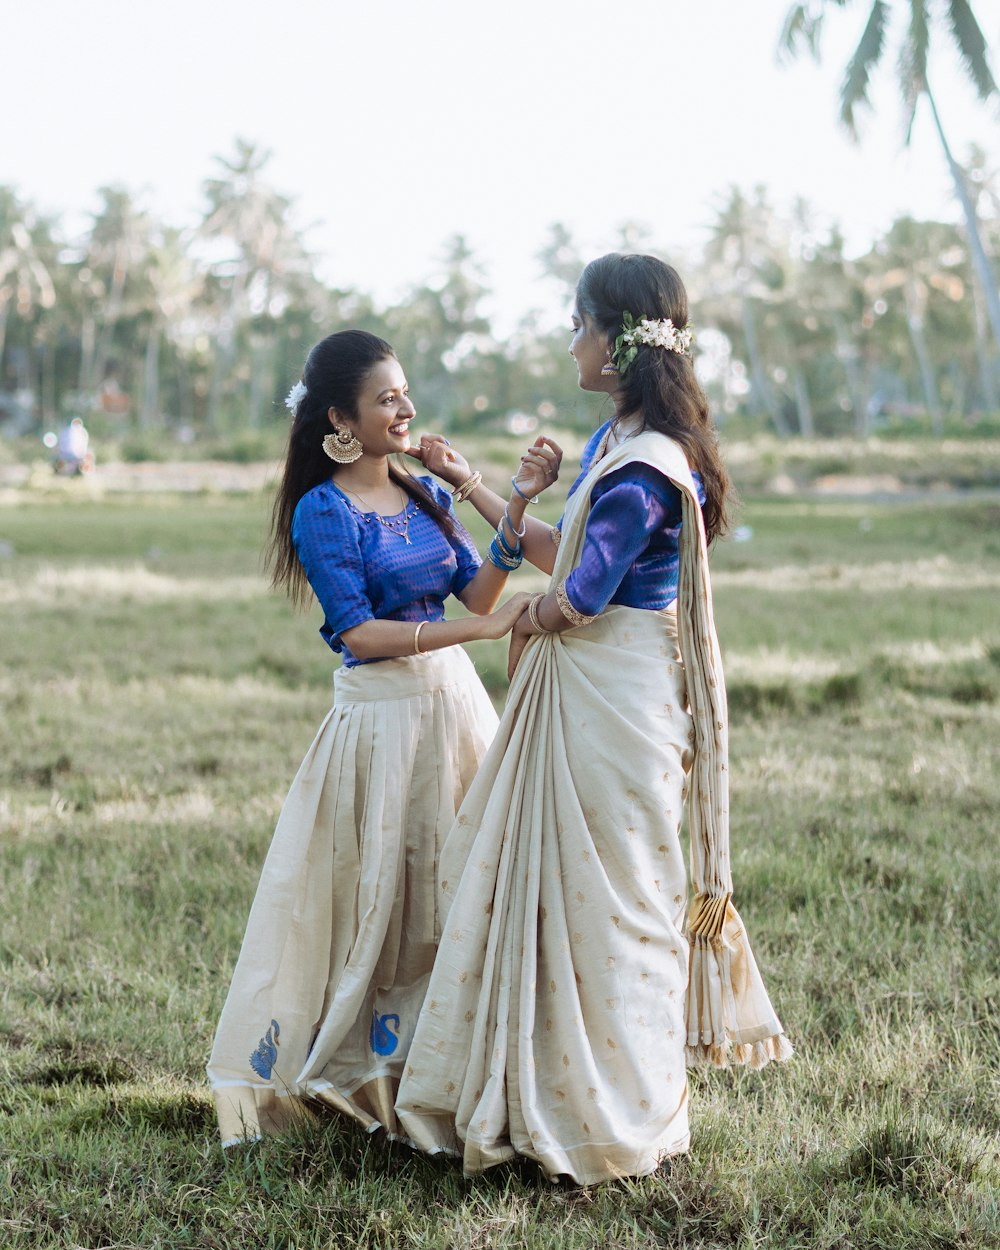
1, 137, 998, 449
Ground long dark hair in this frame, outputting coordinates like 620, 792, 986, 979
575, 253, 732, 542
268, 329, 456, 606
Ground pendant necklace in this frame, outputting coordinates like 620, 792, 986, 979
341, 484, 416, 544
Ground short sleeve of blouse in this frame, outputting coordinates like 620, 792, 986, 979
292, 487, 374, 639
425, 478, 482, 594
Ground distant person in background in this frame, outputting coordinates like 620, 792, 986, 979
397, 254, 791, 1185
207, 329, 561, 1146
53, 417, 94, 475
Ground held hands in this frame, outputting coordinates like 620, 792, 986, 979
482, 592, 534, 642
512, 436, 563, 502
407, 433, 564, 500
506, 607, 535, 680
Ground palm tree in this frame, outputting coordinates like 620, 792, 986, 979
79, 186, 153, 398
140, 227, 203, 428
0, 189, 56, 389
779, 0, 1000, 353
860, 216, 970, 431
199, 138, 312, 427
703, 186, 794, 436
962, 145, 1000, 410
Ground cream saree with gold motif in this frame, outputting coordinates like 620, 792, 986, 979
395, 431, 790, 1185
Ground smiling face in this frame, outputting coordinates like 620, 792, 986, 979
569, 307, 617, 395
330, 356, 415, 458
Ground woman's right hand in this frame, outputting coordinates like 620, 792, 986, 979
479, 592, 533, 640
512, 436, 563, 502
407, 434, 468, 488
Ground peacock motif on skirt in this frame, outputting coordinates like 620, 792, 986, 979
370, 1011, 400, 1056
249, 1019, 280, 1079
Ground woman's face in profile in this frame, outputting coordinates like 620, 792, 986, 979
568, 307, 615, 394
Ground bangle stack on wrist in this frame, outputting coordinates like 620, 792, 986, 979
500, 507, 526, 545
452, 471, 482, 503
487, 509, 524, 571
527, 593, 552, 633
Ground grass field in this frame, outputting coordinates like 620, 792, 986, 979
1, 459, 999, 1248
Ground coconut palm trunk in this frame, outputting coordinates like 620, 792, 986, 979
970, 282, 999, 412
140, 314, 162, 429
792, 365, 815, 436
741, 298, 792, 436
923, 83, 1000, 354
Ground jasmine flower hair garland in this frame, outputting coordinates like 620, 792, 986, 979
612, 312, 694, 375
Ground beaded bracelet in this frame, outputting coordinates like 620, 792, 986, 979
510, 477, 536, 506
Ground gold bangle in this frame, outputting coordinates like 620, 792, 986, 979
527, 593, 552, 633
452, 470, 483, 503
414, 621, 427, 654
555, 577, 596, 628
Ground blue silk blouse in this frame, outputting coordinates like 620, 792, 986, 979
561, 422, 705, 619
292, 476, 481, 667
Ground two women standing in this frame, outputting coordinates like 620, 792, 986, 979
209, 254, 790, 1183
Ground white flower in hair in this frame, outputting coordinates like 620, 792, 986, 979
285, 381, 308, 413
611, 312, 693, 371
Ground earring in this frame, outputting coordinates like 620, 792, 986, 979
323, 427, 364, 464
600, 356, 618, 377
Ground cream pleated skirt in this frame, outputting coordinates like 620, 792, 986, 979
395, 606, 695, 1185
207, 646, 499, 1147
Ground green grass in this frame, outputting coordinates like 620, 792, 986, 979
1, 466, 999, 1248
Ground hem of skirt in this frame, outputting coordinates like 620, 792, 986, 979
459, 1129, 690, 1187
686, 1032, 794, 1070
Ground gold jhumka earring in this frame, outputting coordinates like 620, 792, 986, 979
322, 427, 364, 464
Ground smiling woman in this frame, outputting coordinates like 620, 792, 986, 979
205, 329, 558, 1145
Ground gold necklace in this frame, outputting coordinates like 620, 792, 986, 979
341, 484, 415, 544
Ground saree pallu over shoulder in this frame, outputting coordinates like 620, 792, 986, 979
554, 431, 791, 1069
395, 432, 788, 1185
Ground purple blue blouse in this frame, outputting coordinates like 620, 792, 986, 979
561, 422, 705, 618
292, 477, 481, 667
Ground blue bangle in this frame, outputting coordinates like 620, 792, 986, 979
502, 508, 527, 542
488, 536, 522, 570
511, 477, 536, 506
494, 525, 521, 560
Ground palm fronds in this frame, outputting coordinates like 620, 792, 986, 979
839, 1, 890, 135
946, 0, 999, 101
899, 0, 931, 143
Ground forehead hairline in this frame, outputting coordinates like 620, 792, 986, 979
368, 360, 407, 396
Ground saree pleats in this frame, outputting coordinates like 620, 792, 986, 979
207, 647, 498, 1146
396, 431, 790, 1184
396, 608, 694, 1183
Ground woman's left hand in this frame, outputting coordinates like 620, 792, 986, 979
507, 607, 534, 680
406, 434, 468, 488
512, 436, 563, 502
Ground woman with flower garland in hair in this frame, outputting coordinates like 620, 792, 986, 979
396, 255, 791, 1185
207, 329, 562, 1146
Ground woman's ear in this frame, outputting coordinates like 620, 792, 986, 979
327, 405, 343, 429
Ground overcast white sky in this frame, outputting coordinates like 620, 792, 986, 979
3, 0, 997, 330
